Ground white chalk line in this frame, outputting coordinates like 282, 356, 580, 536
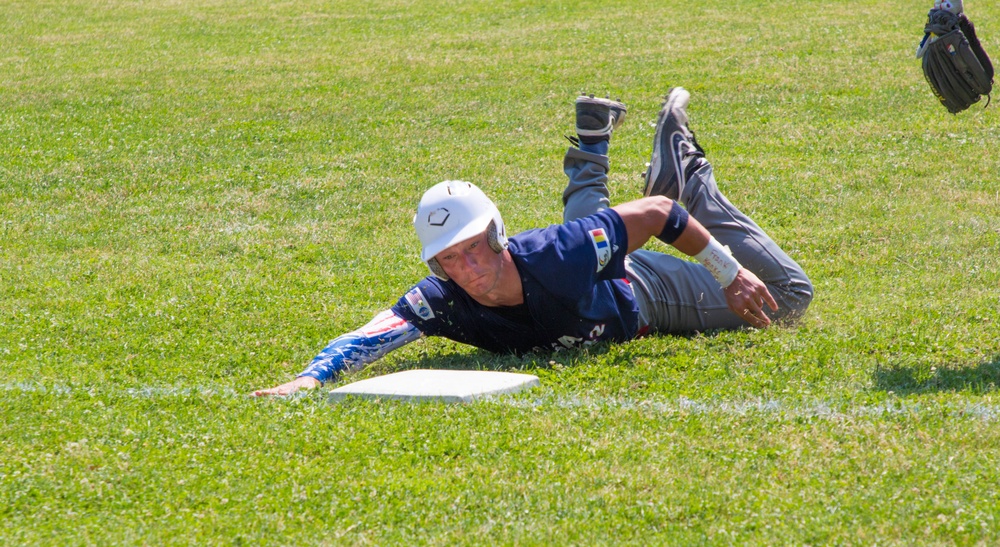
2, 381, 999, 420
0, 382, 243, 399
512, 394, 1000, 421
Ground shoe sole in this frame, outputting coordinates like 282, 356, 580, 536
643, 88, 690, 201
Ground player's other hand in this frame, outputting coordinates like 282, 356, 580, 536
250, 376, 321, 398
724, 268, 778, 329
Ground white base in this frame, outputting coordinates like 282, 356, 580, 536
328, 369, 540, 403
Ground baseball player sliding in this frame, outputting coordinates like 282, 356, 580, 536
253, 87, 813, 397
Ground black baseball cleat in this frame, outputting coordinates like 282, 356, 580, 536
642, 87, 705, 203
574, 94, 627, 144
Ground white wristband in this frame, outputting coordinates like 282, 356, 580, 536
694, 237, 741, 288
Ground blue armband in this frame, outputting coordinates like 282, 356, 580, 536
656, 200, 689, 245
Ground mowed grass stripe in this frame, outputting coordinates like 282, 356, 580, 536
5, 382, 1000, 422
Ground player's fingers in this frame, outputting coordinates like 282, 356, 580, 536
740, 306, 765, 328
250, 386, 290, 397
756, 307, 772, 327
761, 286, 779, 311
742, 300, 771, 328
746, 308, 767, 327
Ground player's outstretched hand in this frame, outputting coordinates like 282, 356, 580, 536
250, 376, 321, 398
724, 268, 778, 329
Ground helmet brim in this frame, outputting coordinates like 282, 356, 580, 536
419, 212, 493, 262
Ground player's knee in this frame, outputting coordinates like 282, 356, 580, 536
771, 276, 814, 322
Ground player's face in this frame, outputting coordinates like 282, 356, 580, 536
434, 231, 503, 297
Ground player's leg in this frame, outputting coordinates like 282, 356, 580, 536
626, 249, 748, 332
631, 88, 813, 332
562, 95, 626, 222
680, 156, 813, 319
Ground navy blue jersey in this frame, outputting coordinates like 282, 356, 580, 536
391, 209, 639, 354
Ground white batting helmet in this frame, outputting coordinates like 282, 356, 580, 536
414, 180, 508, 280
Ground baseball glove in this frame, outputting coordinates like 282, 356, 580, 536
917, 5, 994, 113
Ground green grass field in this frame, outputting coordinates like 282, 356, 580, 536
3, 0, 1000, 544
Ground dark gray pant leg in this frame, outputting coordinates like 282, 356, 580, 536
681, 159, 813, 321
629, 158, 813, 333
562, 146, 610, 222
561, 145, 812, 334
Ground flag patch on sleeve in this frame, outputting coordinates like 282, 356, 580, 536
589, 228, 612, 273
404, 287, 435, 320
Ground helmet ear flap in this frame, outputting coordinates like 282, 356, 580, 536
427, 257, 449, 281
486, 219, 507, 254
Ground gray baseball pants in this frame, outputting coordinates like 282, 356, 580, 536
562, 146, 813, 334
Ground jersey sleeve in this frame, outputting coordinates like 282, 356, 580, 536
511, 208, 630, 300
389, 276, 457, 337
296, 309, 423, 384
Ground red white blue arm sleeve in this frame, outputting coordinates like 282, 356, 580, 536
296, 310, 424, 384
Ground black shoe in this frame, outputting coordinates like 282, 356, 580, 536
642, 87, 704, 203
575, 94, 627, 144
